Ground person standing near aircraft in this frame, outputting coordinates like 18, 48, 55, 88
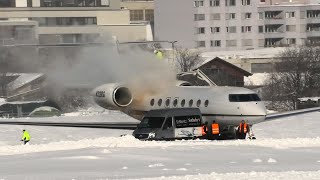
154, 50, 164, 59
211, 120, 220, 140
21, 129, 31, 145
237, 120, 250, 139
201, 121, 208, 139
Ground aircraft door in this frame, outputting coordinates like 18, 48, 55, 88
159, 117, 174, 139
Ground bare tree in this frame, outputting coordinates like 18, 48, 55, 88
175, 48, 203, 72
262, 46, 320, 110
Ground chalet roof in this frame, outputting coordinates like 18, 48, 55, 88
196, 57, 252, 77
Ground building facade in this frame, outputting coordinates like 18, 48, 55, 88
0, 0, 152, 44
155, 0, 320, 51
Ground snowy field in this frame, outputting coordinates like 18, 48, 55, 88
0, 111, 320, 179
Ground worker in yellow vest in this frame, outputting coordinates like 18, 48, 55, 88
211, 120, 220, 140
21, 129, 31, 145
154, 50, 164, 59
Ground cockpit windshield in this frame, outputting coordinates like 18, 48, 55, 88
139, 117, 165, 128
229, 94, 261, 102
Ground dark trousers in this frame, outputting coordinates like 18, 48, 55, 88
237, 133, 247, 139
24, 140, 29, 145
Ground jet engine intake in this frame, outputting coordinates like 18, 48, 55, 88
113, 86, 132, 107
92, 84, 133, 109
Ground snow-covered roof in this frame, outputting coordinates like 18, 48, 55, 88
298, 97, 320, 102
201, 48, 285, 60
0, 100, 45, 106
8, 73, 43, 90
244, 73, 270, 86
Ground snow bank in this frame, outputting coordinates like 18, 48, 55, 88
129, 171, 320, 180
2, 135, 320, 156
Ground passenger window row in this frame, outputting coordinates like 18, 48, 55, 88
150, 98, 209, 108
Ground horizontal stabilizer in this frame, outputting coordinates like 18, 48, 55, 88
266, 107, 320, 121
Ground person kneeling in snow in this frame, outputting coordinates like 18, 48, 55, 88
21, 129, 31, 145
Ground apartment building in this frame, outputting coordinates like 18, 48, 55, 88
155, 0, 320, 51
120, 0, 154, 23
0, 0, 152, 44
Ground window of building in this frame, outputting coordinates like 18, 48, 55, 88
226, 40, 237, 47
145, 9, 154, 22
226, 26, 237, 33
251, 63, 273, 73
210, 13, 221, 20
210, 0, 220, 6
40, 0, 109, 7
130, 10, 144, 21
210, 40, 221, 47
241, 26, 252, 33
259, 12, 264, 19
286, 12, 295, 18
245, 13, 252, 19
194, 1, 204, 7
286, 25, 296, 32
194, 14, 205, 21
226, 13, 236, 20
258, 39, 264, 47
225, 0, 236, 6
259, 26, 264, 33
242, 0, 250, 5
242, 39, 253, 46
196, 41, 206, 47
33, 17, 97, 26
286, 38, 296, 45
210, 27, 220, 33
260, 0, 266, 2
196, 27, 206, 34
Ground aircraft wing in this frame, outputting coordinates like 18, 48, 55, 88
0, 121, 138, 130
265, 107, 320, 121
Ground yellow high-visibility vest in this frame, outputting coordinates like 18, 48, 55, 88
156, 51, 164, 59
22, 131, 31, 141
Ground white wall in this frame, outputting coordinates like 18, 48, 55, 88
15, 0, 27, 7
32, 0, 40, 7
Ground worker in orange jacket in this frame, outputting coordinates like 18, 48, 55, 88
211, 120, 220, 140
237, 120, 250, 139
201, 121, 208, 139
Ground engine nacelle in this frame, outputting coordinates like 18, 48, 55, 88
92, 83, 133, 109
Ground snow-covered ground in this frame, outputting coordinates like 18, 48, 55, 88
0, 111, 320, 179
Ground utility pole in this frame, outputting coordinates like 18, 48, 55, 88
169, 41, 177, 67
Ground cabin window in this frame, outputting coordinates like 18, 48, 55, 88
204, 100, 209, 107
181, 99, 186, 107
158, 99, 162, 106
173, 99, 178, 107
189, 99, 194, 107
229, 94, 261, 102
165, 98, 170, 107
196, 100, 201, 107
150, 99, 155, 106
